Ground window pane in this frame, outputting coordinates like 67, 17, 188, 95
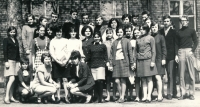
183, 1, 194, 15
170, 1, 180, 15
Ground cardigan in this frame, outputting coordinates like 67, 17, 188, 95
3, 37, 20, 62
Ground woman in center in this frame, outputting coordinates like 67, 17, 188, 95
110, 27, 134, 103
85, 31, 109, 103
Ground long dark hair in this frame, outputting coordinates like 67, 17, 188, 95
7, 26, 17, 38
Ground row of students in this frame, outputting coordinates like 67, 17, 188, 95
3, 9, 198, 104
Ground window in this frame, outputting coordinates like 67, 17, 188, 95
169, 0, 196, 30
100, 0, 128, 21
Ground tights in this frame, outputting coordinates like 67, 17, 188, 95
94, 80, 104, 102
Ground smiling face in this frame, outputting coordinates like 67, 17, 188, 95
117, 28, 124, 38
28, 16, 34, 25
140, 27, 147, 35
125, 28, 132, 37
111, 20, 117, 29
47, 28, 52, 35
22, 63, 28, 70
94, 33, 101, 43
132, 17, 139, 24
70, 31, 77, 38
39, 27, 45, 37
134, 29, 141, 38
43, 56, 51, 66
106, 30, 113, 39
84, 28, 92, 37
142, 14, 148, 21
145, 19, 151, 27
56, 30, 62, 38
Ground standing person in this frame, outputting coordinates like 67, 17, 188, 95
103, 28, 117, 102
135, 24, 157, 103
94, 15, 107, 36
32, 25, 50, 70
131, 13, 140, 30
102, 18, 119, 42
81, 26, 94, 60
151, 21, 167, 101
62, 8, 80, 39
160, 15, 178, 99
124, 24, 134, 101
3, 26, 20, 104
122, 14, 132, 25
47, 12, 59, 39
46, 26, 54, 40
68, 51, 95, 103
22, 14, 36, 73
79, 13, 94, 38
49, 26, 72, 103
141, 10, 150, 23
132, 29, 142, 102
18, 61, 34, 103
86, 31, 109, 103
110, 27, 134, 103
31, 53, 59, 104
176, 15, 198, 100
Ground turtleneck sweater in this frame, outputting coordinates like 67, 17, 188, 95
177, 26, 198, 52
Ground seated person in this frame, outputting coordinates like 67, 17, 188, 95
18, 60, 34, 103
31, 53, 59, 104
67, 51, 95, 103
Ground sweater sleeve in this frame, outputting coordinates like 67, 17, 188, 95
103, 44, 109, 62
3, 38, 8, 62
22, 26, 28, 52
160, 35, 167, 60
150, 37, 156, 63
191, 29, 198, 52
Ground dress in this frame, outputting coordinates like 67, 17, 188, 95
32, 36, 50, 69
18, 69, 33, 92
110, 38, 133, 78
152, 33, 167, 75
136, 35, 157, 77
3, 37, 20, 77
31, 64, 52, 91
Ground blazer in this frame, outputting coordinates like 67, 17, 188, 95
3, 37, 20, 62
160, 28, 178, 60
71, 62, 95, 90
110, 38, 134, 66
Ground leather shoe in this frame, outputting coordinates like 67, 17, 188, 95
189, 95, 195, 100
167, 94, 172, 100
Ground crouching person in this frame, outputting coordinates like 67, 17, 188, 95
31, 53, 59, 104
18, 60, 34, 103
67, 51, 95, 103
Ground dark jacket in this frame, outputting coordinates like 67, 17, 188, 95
110, 38, 134, 66
3, 37, 20, 62
71, 62, 95, 90
160, 28, 178, 60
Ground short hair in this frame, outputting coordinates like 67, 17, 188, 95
25, 14, 35, 22
69, 26, 76, 33
142, 10, 150, 16
179, 15, 189, 21
108, 18, 119, 28
36, 25, 46, 31
81, 26, 93, 37
95, 15, 103, 20
163, 14, 171, 21
93, 31, 101, 37
140, 23, 150, 34
122, 14, 131, 21
124, 24, 133, 31
70, 50, 81, 60
54, 25, 62, 32
132, 13, 139, 18
106, 28, 113, 34
70, 8, 78, 14
39, 16, 47, 24
41, 53, 51, 64
7, 26, 18, 38
150, 21, 160, 29
116, 26, 125, 35
51, 12, 59, 17
81, 13, 89, 18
